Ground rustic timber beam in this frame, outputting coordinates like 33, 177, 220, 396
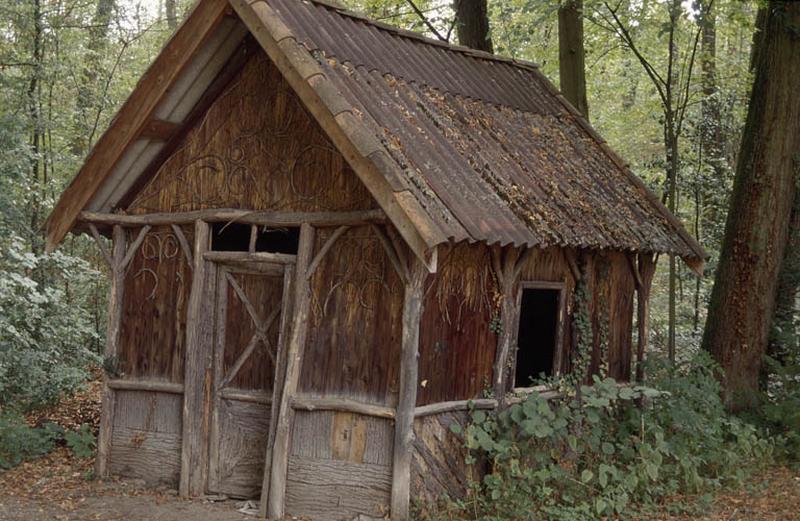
564, 248, 582, 282
204, 251, 296, 265
413, 398, 498, 418
371, 223, 410, 284
391, 258, 427, 521
291, 396, 396, 420
491, 246, 523, 402
107, 379, 184, 394
120, 225, 151, 271
305, 225, 349, 280
138, 118, 181, 141
261, 264, 295, 514
265, 223, 315, 519
79, 209, 387, 228
171, 224, 193, 266
220, 388, 272, 404
88, 224, 112, 268
180, 220, 214, 497
95, 225, 126, 478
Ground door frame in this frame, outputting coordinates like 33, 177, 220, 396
206, 253, 295, 496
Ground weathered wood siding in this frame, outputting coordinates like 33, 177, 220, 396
300, 226, 403, 406
118, 225, 193, 382
211, 398, 271, 498
411, 411, 483, 505
127, 52, 374, 214
286, 410, 393, 520
417, 244, 498, 406
109, 390, 182, 485
587, 252, 635, 381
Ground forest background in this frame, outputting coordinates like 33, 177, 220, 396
0, 0, 797, 516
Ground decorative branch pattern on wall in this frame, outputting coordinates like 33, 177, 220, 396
118, 226, 193, 382
310, 228, 402, 322
301, 226, 403, 406
128, 52, 374, 214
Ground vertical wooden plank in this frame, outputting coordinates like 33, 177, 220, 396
180, 220, 212, 496
265, 223, 315, 519
390, 259, 427, 521
260, 264, 294, 508
96, 225, 126, 478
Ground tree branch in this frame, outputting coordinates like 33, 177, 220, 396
403, 0, 447, 41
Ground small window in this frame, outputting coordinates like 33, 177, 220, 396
514, 285, 563, 388
211, 223, 300, 254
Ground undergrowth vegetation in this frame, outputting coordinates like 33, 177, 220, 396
417, 352, 776, 521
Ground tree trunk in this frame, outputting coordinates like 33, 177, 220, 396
769, 182, 800, 364
558, 0, 588, 119
166, 0, 177, 29
702, 1, 800, 411
73, 0, 115, 154
453, 0, 493, 53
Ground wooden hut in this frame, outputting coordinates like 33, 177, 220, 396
45, 0, 706, 519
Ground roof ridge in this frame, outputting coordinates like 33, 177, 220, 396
299, 0, 541, 72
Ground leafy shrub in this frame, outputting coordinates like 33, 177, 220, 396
434, 352, 772, 521
0, 236, 101, 411
748, 356, 800, 462
64, 424, 97, 459
0, 413, 63, 469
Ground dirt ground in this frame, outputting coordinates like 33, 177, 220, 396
0, 448, 255, 521
1, 447, 798, 521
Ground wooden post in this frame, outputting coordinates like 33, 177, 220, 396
95, 225, 126, 478
491, 247, 522, 402
180, 220, 213, 496
390, 258, 427, 521
265, 223, 315, 519
635, 254, 656, 383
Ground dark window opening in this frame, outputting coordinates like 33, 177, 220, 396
514, 287, 561, 388
211, 223, 300, 254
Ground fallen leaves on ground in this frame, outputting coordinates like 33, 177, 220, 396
647, 466, 800, 521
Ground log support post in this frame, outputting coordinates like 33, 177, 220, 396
491, 247, 527, 403
390, 257, 427, 521
632, 253, 657, 383
95, 225, 127, 478
180, 220, 213, 496
264, 223, 315, 519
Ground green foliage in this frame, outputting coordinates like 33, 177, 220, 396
745, 356, 800, 462
64, 424, 97, 459
0, 413, 62, 469
0, 236, 101, 411
431, 353, 772, 521
0, 413, 97, 469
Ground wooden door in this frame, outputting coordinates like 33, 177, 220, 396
208, 262, 292, 498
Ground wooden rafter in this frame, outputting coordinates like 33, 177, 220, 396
44, 0, 230, 252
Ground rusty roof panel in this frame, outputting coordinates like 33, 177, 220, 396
266, 0, 704, 259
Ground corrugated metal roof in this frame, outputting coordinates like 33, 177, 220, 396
267, 0, 705, 259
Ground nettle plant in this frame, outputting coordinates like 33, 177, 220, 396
449, 353, 772, 521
